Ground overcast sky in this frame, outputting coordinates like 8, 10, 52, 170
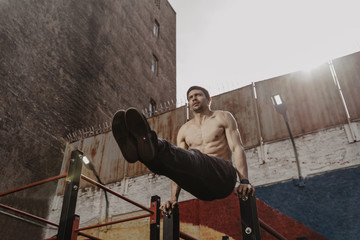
168, 0, 360, 103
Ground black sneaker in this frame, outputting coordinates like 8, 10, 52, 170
125, 108, 157, 162
111, 110, 139, 163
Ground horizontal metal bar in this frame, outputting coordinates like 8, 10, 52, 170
0, 210, 57, 229
259, 218, 287, 240
0, 174, 67, 197
76, 213, 152, 232
0, 203, 58, 227
78, 231, 103, 240
81, 174, 153, 213
180, 231, 198, 240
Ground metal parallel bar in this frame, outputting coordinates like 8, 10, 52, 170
81, 174, 153, 214
57, 150, 83, 240
162, 203, 197, 240
239, 195, 261, 240
163, 204, 179, 240
76, 213, 152, 232
0, 203, 58, 227
259, 219, 287, 240
150, 195, 160, 240
0, 174, 67, 197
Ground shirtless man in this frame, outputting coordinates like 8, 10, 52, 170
112, 86, 254, 215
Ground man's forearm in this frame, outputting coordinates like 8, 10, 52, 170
171, 181, 181, 201
234, 147, 249, 181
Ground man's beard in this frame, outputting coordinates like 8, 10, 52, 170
192, 104, 204, 113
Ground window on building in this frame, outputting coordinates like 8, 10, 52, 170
149, 98, 156, 117
154, 0, 160, 8
152, 55, 158, 75
153, 20, 159, 38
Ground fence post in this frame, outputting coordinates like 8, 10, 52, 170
150, 195, 161, 240
163, 204, 179, 240
57, 150, 83, 240
239, 195, 261, 240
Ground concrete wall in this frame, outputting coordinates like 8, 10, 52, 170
249, 123, 360, 186
0, 1, 175, 239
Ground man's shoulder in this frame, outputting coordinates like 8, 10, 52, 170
180, 119, 195, 130
213, 110, 233, 119
179, 120, 191, 133
213, 110, 237, 127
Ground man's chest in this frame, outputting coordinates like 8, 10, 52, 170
185, 119, 225, 146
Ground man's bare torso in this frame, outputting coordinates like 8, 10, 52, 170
180, 110, 232, 161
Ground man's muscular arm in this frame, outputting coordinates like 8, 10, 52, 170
223, 112, 254, 198
159, 125, 187, 215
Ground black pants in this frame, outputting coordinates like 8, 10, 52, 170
143, 140, 237, 201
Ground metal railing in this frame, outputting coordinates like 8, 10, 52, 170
1, 149, 288, 240
0, 150, 161, 240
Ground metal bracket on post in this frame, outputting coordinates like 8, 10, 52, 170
57, 150, 83, 240
71, 215, 80, 240
150, 195, 160, 240
239, 195, 261, 240
163, 204, 179, 240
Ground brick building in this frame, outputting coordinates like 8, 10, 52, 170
0, 1, 175, 239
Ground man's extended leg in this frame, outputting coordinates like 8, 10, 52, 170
112, 108, 237, 201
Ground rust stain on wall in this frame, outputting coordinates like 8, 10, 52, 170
148, 106, 187, 145
58, 106, 187, 191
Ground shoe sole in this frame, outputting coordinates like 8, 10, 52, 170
125, 108, 156, 162
112, 110, 138, 163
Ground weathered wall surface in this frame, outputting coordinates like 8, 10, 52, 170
0, 0, 175, 239
255, 63, 347, 142
249, 124, 360, 186
53, 106, 187, 192
211, 85, 260, 148
54, 49, 360, 189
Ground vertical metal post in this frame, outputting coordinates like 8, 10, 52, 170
163, 204, 179, 240
283, 116, 304, 187
271, 94, 305, 187
150, 195, 160, 240
57, 150, 83, 240
239, 195, 261, 240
